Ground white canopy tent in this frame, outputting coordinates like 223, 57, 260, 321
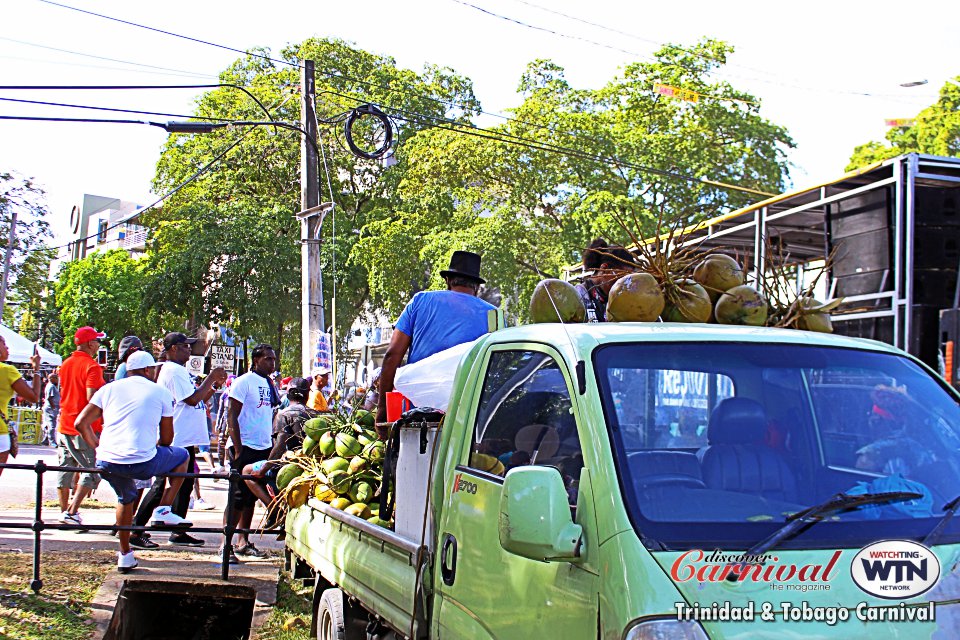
0, 324, 62, 366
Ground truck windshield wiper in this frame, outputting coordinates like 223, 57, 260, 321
745, 491, 923, 557
922, 495, 960, 548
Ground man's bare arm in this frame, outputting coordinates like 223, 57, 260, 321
75, 404, 103, 449
158, 416, 174, 446
228, 397, 244, 458
375, 329, 412, 424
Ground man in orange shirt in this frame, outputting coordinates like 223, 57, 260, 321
57, 326, 107, 527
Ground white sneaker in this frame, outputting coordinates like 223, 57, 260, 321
150, 506, 192, 528
195, 498, 216, 511
59, 511, 82, 526
117, 550, 138, 573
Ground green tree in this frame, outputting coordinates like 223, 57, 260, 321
54, 250, 154, 355
357, 39, 793, 322
0, 171, 55, 344
147, 38, 479, 368
847, 78, 960, 170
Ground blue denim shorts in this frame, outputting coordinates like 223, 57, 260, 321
97, 446, 189, 505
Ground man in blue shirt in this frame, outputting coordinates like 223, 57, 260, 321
377, 251, 495, 422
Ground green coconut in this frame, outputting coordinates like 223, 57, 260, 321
335, 433, 363, 458
605, 273, 665, 322
662, 280, 713, 323
362, 441, 385, 463
348, 481, 374, 504
329, 497, 352, 510
367, 516, 391, 528
715, 285, 768, 326
326, 470, 352, 494
345, 503, 373, 519
693, 254, 745, 301
529, 279, 586, 323
796, 297, 834, 333
348, 456, 370, 474
318, 431, 337, 457
301, 436, 318, 456
303, 416, 334, 440
353, 409, 375, 428
320, 456, 349, 475
276, 463, 304, 491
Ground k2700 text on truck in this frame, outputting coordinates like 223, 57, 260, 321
285, 323, 960, 639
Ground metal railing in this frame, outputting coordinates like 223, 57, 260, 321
0, 460, 273, 593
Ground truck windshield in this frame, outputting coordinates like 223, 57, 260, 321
594, 342, 960, 551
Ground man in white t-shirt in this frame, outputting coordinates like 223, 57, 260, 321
74, 351, 193, 574
221, 343, 277, 563
134, 332, 227, 548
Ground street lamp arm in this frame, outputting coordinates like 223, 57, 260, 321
159, 120, 321, 156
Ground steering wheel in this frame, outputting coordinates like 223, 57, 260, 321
637, 474, 706, 491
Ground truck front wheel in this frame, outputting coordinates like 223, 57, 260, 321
315, 588, 364, 640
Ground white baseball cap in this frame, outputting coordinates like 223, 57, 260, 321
312, 366, 331, 376
126, 351, 160, 371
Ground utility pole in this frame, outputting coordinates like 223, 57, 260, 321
0, 205, 18, 319
300, 59, 324, 377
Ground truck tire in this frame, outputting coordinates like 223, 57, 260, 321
315, 588, 364, 640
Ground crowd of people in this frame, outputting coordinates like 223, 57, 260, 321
0, 325, 354, 574
1, 249, 514, 575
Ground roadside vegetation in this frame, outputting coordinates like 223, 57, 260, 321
0, 550, 112, 640
253, 574, 312, 640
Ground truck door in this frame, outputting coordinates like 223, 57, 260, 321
435, 347, 598, 639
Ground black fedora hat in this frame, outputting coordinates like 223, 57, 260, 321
439, 250, 485, 284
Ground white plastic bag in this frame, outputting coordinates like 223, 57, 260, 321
393, 339, 478, 411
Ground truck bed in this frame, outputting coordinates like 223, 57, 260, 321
285, 498, 428, 635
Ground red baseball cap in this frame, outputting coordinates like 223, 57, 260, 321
74, 326, 107, 345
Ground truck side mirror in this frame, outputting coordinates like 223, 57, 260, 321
498, 466, 583, 562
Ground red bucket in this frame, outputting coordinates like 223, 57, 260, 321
386, 391, 413, 422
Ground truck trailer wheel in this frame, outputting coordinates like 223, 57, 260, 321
315, 588, 364, 640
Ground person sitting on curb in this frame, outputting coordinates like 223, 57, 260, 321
243, 377, 317, 533
74, 350, 193, 574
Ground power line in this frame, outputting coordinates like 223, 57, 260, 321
0, 83, 777, 198
452, 0, 938, 103
0, 35, 217, 78
0, 84, 277, 124
448, 0, 657, 61
36, 0, 295, 70
317, 86, 777, 197
385, 107, 776, 197
0, 96, 239, 122
0, 54, 219, 80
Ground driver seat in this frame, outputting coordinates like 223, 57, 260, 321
698, 397, 798, 502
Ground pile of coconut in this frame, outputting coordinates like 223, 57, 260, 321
529, 251, 839, 332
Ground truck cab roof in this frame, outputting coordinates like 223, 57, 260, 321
482, 322, 905, 359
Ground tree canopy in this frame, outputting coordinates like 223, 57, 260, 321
54, 249, 151, 355
0, 171, 56, 346
358, 39, 793, 322
146, 36, 793, 369
846, 77, 960, 171
147, 38, 479, 371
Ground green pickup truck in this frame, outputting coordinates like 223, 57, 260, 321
285, 323, 960, 639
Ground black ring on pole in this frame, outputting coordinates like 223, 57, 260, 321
344, 104, 393, 160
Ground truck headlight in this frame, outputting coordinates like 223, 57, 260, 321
624, 618, 709, 640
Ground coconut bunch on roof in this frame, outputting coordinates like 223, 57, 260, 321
526, 213, 839, 332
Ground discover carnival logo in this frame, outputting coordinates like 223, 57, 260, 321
851, 540, 941, 599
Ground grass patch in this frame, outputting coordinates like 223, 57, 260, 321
253, 573, 312, 640
41, 500, 114, 511
0, 550, 113, 639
